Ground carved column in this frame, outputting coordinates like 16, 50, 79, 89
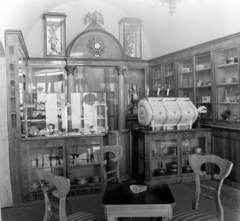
65, 65, 76, 131
117, 66, 127, 130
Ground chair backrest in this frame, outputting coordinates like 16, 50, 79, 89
36, 169, 70, 221
189, 154, 233, 221
93, 145, 123, 195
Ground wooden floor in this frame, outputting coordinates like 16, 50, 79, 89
2, 182, 240, 221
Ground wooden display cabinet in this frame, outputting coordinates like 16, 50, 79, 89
21, 134, 104, 201
131, 128, 212, 184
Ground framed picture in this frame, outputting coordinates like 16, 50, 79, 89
42, 12, 67, 57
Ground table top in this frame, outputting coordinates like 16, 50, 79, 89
102, 182, 175, 206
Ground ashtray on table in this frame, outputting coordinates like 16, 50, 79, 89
130, 185, 147, 194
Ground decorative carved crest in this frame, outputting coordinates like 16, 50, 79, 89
87, 37, 106, 57
85, 11, 104, 30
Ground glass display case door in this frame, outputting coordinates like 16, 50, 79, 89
163, 63, 175, 97
151, 65, 163, 97
151, 133, 178, 179
177, 57, 195, 102
214, 45, 240, 123
195, 53, 213, 122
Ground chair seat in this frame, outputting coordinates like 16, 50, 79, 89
67, 211, 102, 221
172, 209, 217, 221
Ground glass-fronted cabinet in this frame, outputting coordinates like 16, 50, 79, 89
163, 63, 175, 97
215, 46, 240, 123
195, 53, 212, 121
151, 64, 175, 97
177, 57, 194, 102
151, 65, 163, 97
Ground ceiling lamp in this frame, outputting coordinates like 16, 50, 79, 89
138, 0, 203, 15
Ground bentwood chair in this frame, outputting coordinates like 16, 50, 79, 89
172, 154, 233, 221
93, 145, 123, 197
36, 169, 102, 221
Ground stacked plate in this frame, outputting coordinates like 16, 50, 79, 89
167, 162, 177, 174
75, 176, 89, 185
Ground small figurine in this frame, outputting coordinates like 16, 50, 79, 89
183, 75, 189, 88
48, 124, 55, 135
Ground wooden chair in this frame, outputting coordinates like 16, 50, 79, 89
93, 145, 123, 196
172, 154, 233, 221
36, 169, 102, 221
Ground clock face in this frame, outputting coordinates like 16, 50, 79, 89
94, 42, 101, 50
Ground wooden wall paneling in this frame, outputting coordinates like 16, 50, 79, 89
213, 128, 240, 189
5, 30, 29, 204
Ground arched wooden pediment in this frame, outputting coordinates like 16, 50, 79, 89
67, 29, 124, 59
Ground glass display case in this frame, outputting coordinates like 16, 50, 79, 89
195, 53, 212, 120
177, 57, 194, 102
163, 63, 175, 97
151, 65, 163, 97
215, 46, 239, 123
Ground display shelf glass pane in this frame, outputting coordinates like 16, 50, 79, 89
215, 46, 240, 122
69, 92, 108, 134
29, 146, 64, 192
152, 138, 178, 177
181, 136, 206, 174
68, 145, 101, 183
152, 65, 163, 97
195, 53, 212, 120
178, 58, 194, 101
163, 63, 175, 97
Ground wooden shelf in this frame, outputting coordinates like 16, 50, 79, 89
217, 62, 238, 69
152, 154, 178, 159
196, 67, 211, 72
218, 101, 239, 104
217, 82, 239, 86
180, 71, 193, 75
178, 87, 193, 90
197, 85, 212, 88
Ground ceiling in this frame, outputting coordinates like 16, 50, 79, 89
1, 0, 240, 59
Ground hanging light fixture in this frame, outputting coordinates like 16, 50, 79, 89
138, 0, 203, 15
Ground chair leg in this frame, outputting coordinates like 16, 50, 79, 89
66, 198, 72, 214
